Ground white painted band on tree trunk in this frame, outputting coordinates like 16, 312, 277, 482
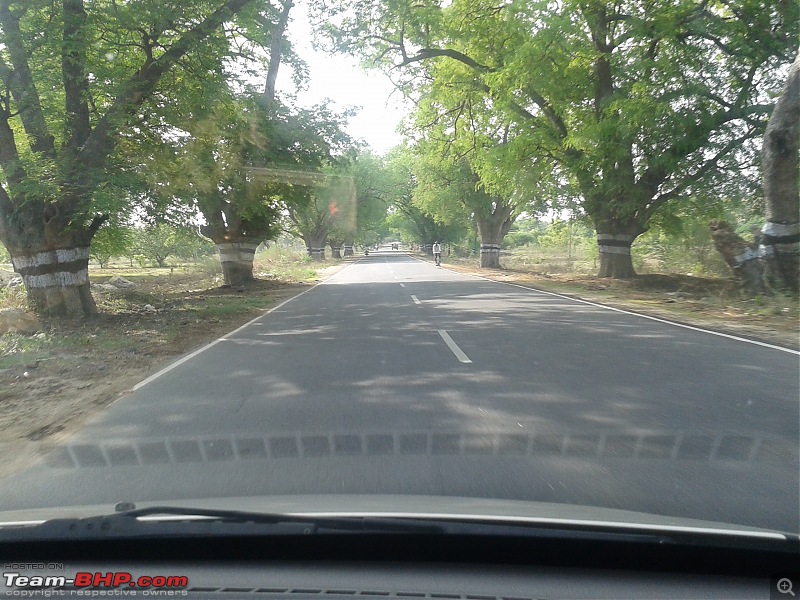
596, 234, 636, 242
762, 222, 800, 237
598, 245, 631, 255
11, 247, 90, 270
760, 243, 800, 256
217, 243, 257, 264
219, 254, 255, 263
23, 269, 89, 289
734, 248, 760, 264
216, 242, 259, 251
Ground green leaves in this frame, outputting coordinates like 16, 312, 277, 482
322, 0, 794, 248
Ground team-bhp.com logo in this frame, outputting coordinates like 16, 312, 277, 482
4, 572, 188, 590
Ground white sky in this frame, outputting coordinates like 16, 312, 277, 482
275, 1, 409, 155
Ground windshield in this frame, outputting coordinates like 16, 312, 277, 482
0, 0, 797, 541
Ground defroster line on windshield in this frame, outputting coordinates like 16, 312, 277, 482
39, 431, 793, 469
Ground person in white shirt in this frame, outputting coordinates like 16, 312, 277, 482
432, 241, 442, 266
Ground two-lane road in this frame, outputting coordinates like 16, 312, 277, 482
1, 252, 797, 531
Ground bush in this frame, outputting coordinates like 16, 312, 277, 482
503, 231, 538, 248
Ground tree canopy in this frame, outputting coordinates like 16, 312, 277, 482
316, 0, 798, 276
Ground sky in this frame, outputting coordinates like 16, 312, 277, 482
274, 1, 409, 155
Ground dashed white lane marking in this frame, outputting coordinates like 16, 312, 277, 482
411, 295, 421, 305
399, 283, 406, 288
438, 330, 472, 364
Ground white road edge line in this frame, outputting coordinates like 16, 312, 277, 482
411, 294, 421, 305
438, 330, 472, 364
131, 260, 362, 392
408, 255, 799, 355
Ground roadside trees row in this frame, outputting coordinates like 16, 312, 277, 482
316, 0, 797, 282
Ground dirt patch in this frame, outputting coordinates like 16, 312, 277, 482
438, 258, 799, 350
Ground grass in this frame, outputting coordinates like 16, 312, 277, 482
253, 245, 319, 282
88, 245, 320, 284
0, 328, 132, 369
0, 246, 325, 371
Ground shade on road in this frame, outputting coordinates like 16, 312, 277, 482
1, 252, 797, 532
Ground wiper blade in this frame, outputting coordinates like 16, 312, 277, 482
117, 505, 445, 532
0, 505, 445, 541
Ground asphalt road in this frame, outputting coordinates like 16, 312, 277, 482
1, 252, 798, 532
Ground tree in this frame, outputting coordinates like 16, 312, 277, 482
286, 170, 357, 260
760, 51, 799, 292
0, 0, 256, 315
350, 153, 391, 247
414, 150, 515, 268
320, 0, 797, 278
125, 0, 307, 287
328, 152, 391, 255
383, 147, 467, 251
132, 224, 201, 268
90, 225, 132, 269
177, 98, 285, 284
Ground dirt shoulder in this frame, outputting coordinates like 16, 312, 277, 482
435, 257, 799, 350
0, 261, 350, 478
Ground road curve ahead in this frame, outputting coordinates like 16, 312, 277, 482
1, 251, 798, 532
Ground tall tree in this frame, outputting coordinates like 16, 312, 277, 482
319, 0, 797, 278
196, 0, 295, 286
340, 152, 391, 253
286, 168, 357, 260
413, 153, 511, 268
384, 146, 467, 250
760, 51, 799, 292
0, 0, 255, 315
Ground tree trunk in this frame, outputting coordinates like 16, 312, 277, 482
479, 244, 501, 268
305, 234, 327, 261
594, 220, 644, 278
761, 52, 799, 293
343, 245, 354, 257
709, 220, 767, 296
477, 217, 512, 269
597, 239, 636, 278
216, 242, 258, 286
328, 238, 345, 259
10, 246, 96, 316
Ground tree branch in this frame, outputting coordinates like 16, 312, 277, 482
78, 0, 254, 175
62, 0, 92, 152
644, 132, 751, 220
0, 110, 25, 189
397, 47, 494, 73
263, 0, 293, 105
0, 0, 56, 156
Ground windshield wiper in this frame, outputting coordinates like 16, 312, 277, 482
0, 504, 445, 541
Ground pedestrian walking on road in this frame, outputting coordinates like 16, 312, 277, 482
432, 241, 442, 267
